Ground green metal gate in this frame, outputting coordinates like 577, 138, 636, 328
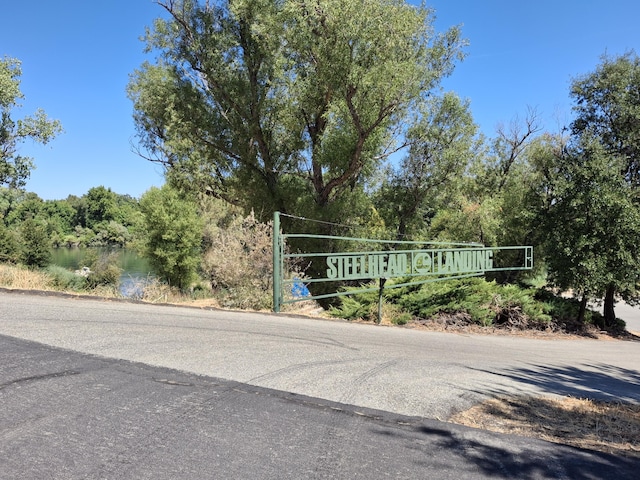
273, 212, 533, 313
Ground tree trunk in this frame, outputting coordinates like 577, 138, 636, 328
577, 294, 587, 324
603, 284, 616, 328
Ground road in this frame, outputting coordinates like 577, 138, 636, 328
1, 290, 639, 478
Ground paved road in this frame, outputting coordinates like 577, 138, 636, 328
1, 290, 639, 478
3, 334, 637, 479
1, 290, 639, 420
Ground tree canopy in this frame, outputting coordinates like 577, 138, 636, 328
128, 0, 466, 222
543, 52, 640, 324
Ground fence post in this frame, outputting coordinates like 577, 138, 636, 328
273, 211, 281, 313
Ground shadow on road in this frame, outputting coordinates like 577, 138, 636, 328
477, 363, 640, 403
370, 418, 639, 478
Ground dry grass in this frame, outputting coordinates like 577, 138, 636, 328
0, 264, 54, 291
450, 395, 640, 457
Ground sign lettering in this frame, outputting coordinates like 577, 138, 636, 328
325, 248, 494, 281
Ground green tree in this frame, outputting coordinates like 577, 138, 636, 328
128, 0, 465, 222
19, 217, 51, 267
558, 52, 640, 324
139, 185, 203, 289
543, 134, 640, 326
0, 222, 19, 263
1, 57, 62, 189
84, 186, 118, 230
571, 52, 640, 187
4, 192, 45, 226
374, 92, 479, 239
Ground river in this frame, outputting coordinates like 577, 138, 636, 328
50, 248, 156, 297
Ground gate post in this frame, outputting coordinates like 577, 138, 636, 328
273, 211, 282, 312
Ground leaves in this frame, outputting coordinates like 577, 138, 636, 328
0, 57, 63, 189
129, 0, 465, 217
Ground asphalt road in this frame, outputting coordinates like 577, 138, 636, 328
1, 290, 640, 478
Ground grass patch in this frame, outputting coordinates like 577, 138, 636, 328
46, 265, 88, 291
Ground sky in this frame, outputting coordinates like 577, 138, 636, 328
1, 0, 638, 201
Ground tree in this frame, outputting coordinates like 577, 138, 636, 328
139, 185, 203, 289
374, 92, 479, 239
84, 186, 118, 230
0, 57, 62, 189
19, 217, 51, 268
561, 52, 640, 324
0, 222, 19, 263
128, 0, 465, 222
543, 134, 640, 326
571, 52, 640, 188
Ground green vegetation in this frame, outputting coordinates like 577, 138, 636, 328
1, 4, 639, 331
1, 56, 63, 189
139, 185, 203, 290
330, 277, 616, 333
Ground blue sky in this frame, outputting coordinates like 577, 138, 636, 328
2, 0, 638, 200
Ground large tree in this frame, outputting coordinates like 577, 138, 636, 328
128, 0, 465, 222
543, 134, 640, 326
571, 52, 640, 188
544, 52, 640, 325
0, 57, 62, 189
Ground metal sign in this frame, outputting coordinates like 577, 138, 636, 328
273, 212, 533, 312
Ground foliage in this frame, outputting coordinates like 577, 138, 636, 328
375, 92, 480, 239
331, 278, 554, 329
570, 52, 640, 187
83, 186, 118, 230
0, 186, 145, 250
46, 264, 87, 291
543, 136, 640, 302
540, 52, 640, 325
82, 249, 123, 288
139, 185, 203, 290
129, 0, 465, 222
202, 208, 273, 310
0, 222, 19, 263
19, 217, 50, 267
0, 56, 63, 188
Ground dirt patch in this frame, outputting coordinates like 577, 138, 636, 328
449, 395, 640, 458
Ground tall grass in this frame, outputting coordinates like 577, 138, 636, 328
0, 264, 55, 290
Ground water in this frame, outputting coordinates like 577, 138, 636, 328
50, 248, 156, 298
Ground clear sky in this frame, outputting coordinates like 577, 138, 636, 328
1, 0, 638, 200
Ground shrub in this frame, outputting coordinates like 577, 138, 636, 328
0, 223, 19, 263
83, 250, 122, 288
19, 217, 51, 267
331, 277, 554, 329
139, 186, 203, 290
202, 210, 274, 310
46, 265, 87, 291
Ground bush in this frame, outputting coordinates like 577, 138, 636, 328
46, 265, 87, 291
331, 277, 554, 329
139, 186, 203, 290
202, 210, 274, 310
83, 250, 122, 288
19, 218, 51, 267
0, 223, 19, 263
